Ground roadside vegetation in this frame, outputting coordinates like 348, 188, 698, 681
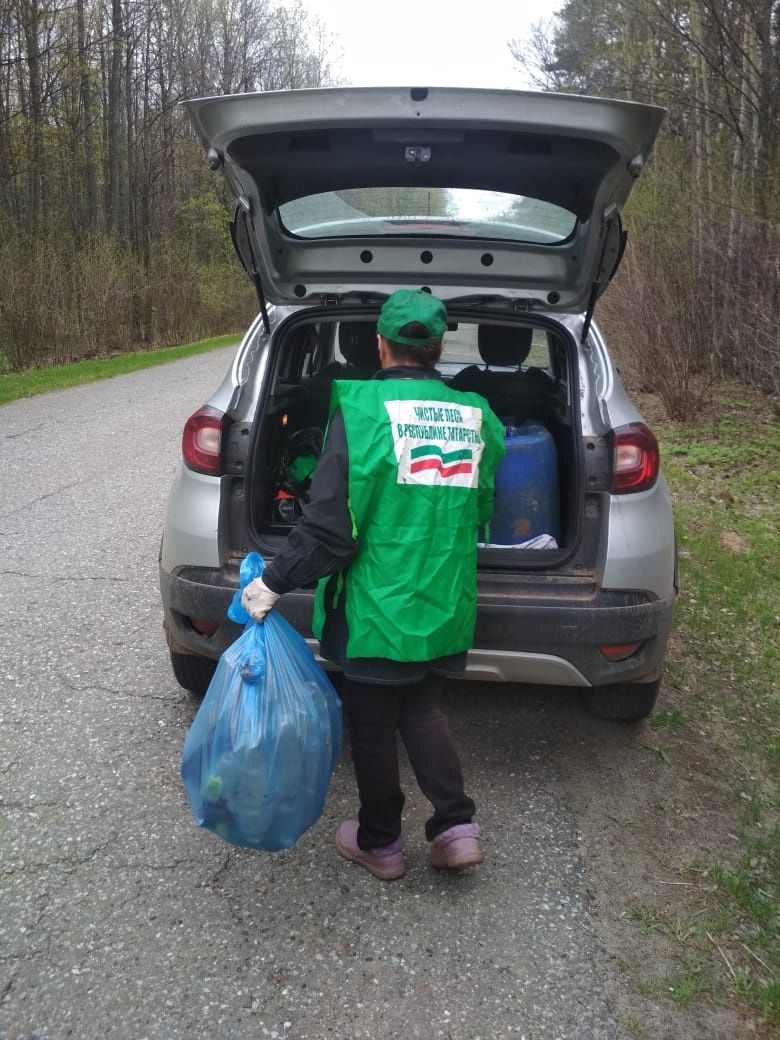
0, 0, 332, 372
626, 385, 779, 1031
512, 0, 779, 414
0, 334, 240, 405
508, 8, 779, 1020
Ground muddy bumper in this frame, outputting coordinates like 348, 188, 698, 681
160, 564, 675, 688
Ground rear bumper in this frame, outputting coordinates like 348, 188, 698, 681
160, 563, 676, 688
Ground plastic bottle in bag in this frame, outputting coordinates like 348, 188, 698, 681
224, 748, 274, 846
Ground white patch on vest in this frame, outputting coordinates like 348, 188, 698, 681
384, 399, 484, 488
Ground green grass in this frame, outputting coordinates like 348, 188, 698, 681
661, 968, 717, 1009
629, 388, 780, 1028
649, 708, 688, 732
646, 835, 779, 1024
625, 1019, 646, 1040
660, 403, 780, 766
642, 744, 671, 764
0, 333, 241, 405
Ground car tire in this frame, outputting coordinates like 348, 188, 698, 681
583, 679, 661, 721
169, 651, 217, 696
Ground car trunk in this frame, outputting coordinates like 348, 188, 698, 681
243, 308, 597, 578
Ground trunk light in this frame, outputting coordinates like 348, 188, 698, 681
611, 423, 659, 493
182, 406, 225, 475
599, 642, 642, 661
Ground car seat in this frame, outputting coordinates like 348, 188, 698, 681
307, 321, 380, 428
449, 325, 553, 418
310, 321, 380, 386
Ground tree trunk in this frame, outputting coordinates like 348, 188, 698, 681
19, 0, 43, 231
107, 0, 125, 239
77, 0, 98, 231
0, 0, 19, 218
689, 0, 718, 366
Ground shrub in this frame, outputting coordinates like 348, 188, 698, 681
599, 243, 715, 421
0, 227, 254, 372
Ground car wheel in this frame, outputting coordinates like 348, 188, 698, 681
583, 679, 661, 721
169, 651, 217, 696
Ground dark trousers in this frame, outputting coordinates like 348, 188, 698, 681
341, 673, 476, 850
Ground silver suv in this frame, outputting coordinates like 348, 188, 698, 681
159, 86, 676, 720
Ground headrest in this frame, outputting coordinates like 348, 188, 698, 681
477, 326, 534, 367
338, 322, 380, 370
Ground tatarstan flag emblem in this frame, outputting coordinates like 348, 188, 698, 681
409, 444, 473, 478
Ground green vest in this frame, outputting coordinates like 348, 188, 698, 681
313, 378, 505, 662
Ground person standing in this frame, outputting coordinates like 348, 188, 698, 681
242, 290, 505, 880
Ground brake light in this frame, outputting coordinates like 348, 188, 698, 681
182, 406, 224, 475
611, 423, 659, 493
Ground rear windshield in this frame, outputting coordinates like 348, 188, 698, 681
279, 188, 576, 245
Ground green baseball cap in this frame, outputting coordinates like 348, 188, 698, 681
377, 289, 448, 347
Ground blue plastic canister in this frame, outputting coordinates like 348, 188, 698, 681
488, 421, 560, 544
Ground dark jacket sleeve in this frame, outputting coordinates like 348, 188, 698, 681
262, 409, 359, 594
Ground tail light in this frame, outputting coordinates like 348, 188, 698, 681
182, 406, 225, 475
190, 617, 219, 637
611, 423, 659, 493
599, 642, 642, 661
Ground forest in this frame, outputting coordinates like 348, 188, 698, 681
0, 0, 330, 369
511, 0, 779, 413
1, 0, 778, 415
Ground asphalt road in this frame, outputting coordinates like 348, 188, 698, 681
1, 348, 623, 1040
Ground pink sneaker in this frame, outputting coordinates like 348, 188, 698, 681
430, 822, 484, 869
335, 820, 405, 881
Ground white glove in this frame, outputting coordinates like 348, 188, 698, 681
241, 577, 280, 623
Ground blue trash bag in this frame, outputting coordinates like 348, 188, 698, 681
180, 552, 343, 851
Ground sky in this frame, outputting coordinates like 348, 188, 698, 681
296, 0, 563, 92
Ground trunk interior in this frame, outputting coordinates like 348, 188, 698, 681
247, 311, 583, 571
